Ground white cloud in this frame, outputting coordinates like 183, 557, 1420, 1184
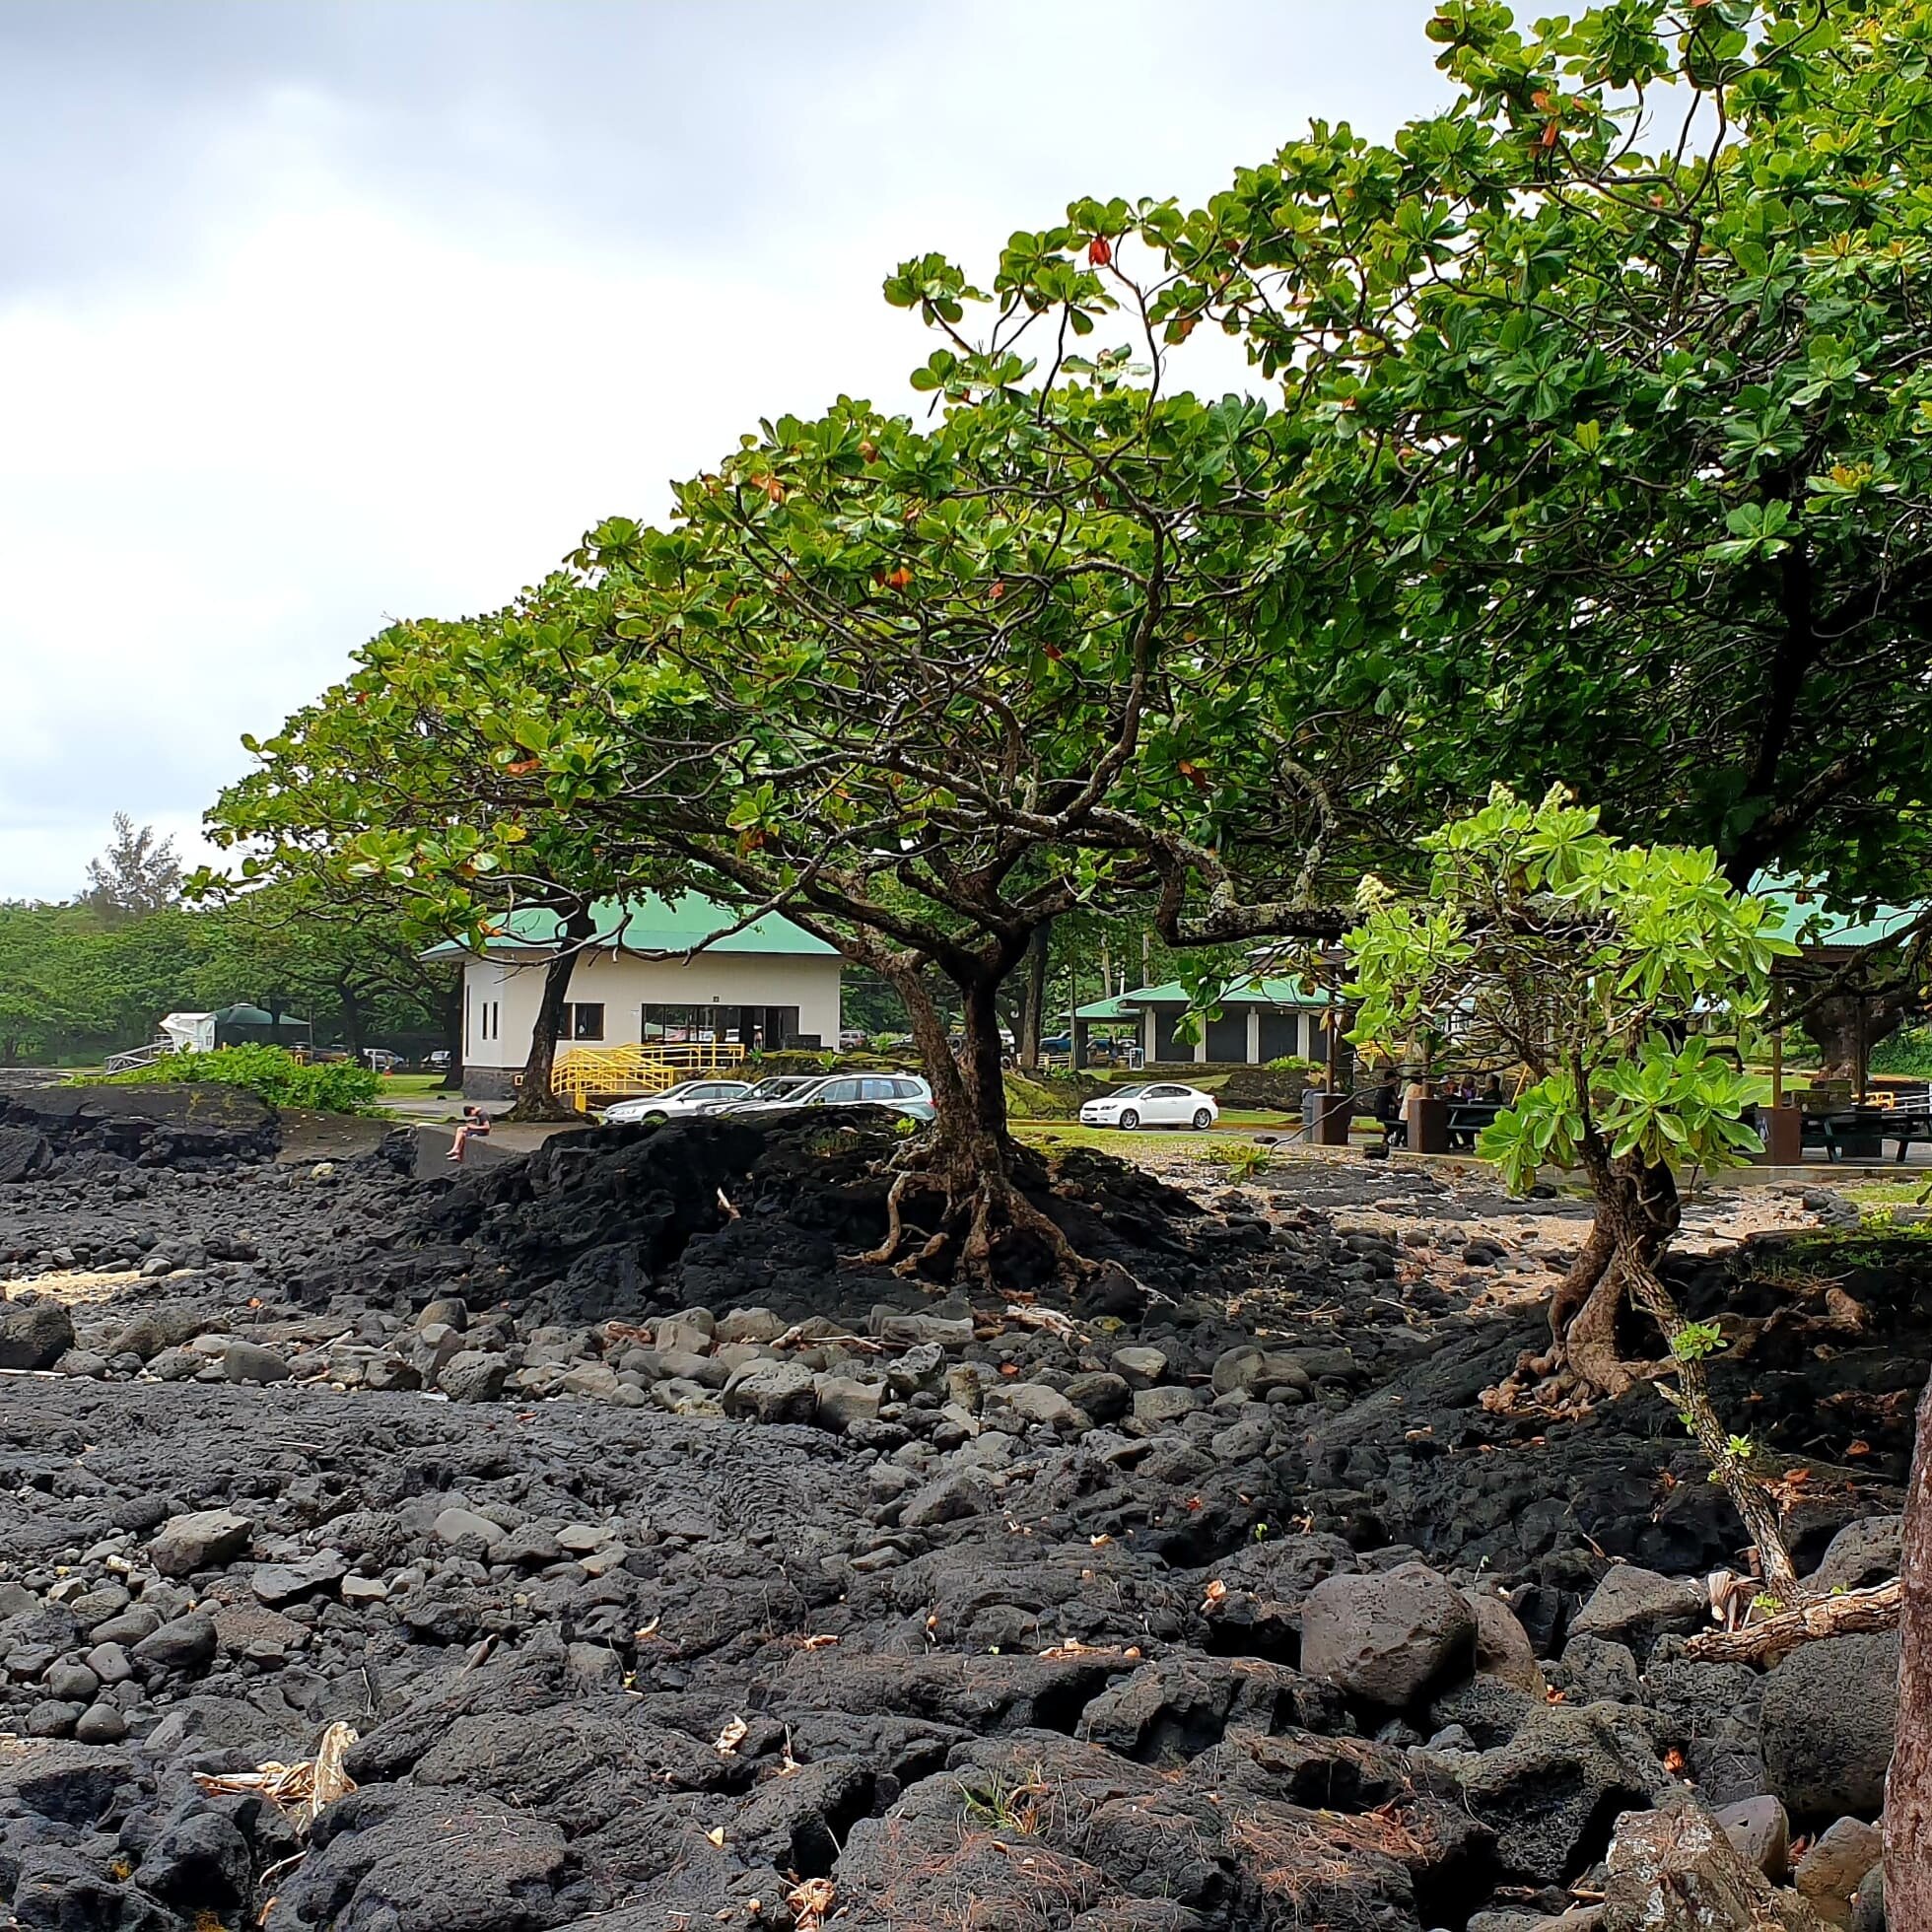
0, 0, 1451, 900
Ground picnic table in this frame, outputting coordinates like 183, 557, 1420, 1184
1800, 1104, 1932, 1163
1445, 1098, 1503, 1151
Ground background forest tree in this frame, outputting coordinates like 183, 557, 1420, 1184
0, 889, 451, 1068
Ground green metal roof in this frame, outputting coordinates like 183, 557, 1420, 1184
1074, 975, 1335, 1020
423, 894, 837, 960
1753, 874, 1929, 951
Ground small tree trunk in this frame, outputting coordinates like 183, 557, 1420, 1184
337, 986, 366, 1057
1887, 1369, 1932, 1923
509, 910, 589, 1122
1547, 1145, 1800, 1597
441, 978, 464, 1093
1016, 922, 1051, 1071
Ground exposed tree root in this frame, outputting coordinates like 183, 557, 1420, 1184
859, 1139, 1093, 1288
1683, 1577, 1901, 1666
1483, 1167, 1803, 1597
1561, 1258, 1653, 1402
863, 1170, 919, 1268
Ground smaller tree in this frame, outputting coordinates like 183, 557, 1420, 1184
81, 813, 181, 921
1346, 785, 1802, 1594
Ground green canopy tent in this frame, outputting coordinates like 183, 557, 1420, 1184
209, 1002, 311, 1051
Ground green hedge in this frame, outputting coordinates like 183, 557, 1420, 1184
87, 1046, 382, 1114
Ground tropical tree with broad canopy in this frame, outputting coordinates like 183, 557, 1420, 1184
202, 623, 656, 1121
215, 324, 1385, 1275
1091, 0, 1932, 1052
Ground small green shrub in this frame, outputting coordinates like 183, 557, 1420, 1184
86, 1046, 382, 1114
1207, 1141, 1275, 1182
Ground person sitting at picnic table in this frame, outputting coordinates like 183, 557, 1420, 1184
448, 1104, 493, 1164
1480, 1074, 1504, 1104
1369, 1070, 1406, 1149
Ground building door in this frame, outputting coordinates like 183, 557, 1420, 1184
1153, 1005, 1193, 1062
1258, 1011, 1301, 1061
1205, 1008, 1249, 1062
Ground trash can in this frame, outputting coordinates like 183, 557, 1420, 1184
1761, 1104, 1803, 1165
1302, 1090, 1352, 1146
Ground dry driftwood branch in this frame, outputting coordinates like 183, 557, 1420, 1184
191, 1719, 358, 1827
1682, 1577, 1901, 1665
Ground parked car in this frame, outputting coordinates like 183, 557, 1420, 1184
720, 1072, 935, 1123
427, 1050, 451, 1070
363, 1048, 406, 1073
602, 1078, 754, 1126
1078, 1082, 1218, 1131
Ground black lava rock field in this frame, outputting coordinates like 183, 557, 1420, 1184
0, 1089, 1922, 1930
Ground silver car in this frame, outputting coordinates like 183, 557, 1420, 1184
720, 1072, 934, 1122
602, 1078, 753, 1126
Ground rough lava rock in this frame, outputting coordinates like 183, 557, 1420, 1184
1299, 1562, 1477, 1708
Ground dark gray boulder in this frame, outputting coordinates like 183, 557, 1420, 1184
1760, 1633, 1898, 1819
1299, 1561, 1477, 1708
0, 1298, 76, 1370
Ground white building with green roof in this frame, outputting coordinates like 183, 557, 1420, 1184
425, 896, 842, 1099
1072, 974, 1340, 1070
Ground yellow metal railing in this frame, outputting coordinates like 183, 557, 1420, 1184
552, 1041, 746, 1111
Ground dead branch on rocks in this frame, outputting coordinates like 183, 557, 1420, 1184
191, 1719, 357, 1827
1683, 1577, 1902, 1665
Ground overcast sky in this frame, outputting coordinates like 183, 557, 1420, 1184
0, 1, 1451, 902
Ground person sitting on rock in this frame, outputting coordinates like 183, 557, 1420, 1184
448, 1105, 493, 1163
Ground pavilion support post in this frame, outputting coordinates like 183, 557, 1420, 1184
1770, 984, 1783, 1110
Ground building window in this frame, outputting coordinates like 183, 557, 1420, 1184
566, 1002, 605, 1041
642, 1003, 718, 1043
639, 1002, 805, 1048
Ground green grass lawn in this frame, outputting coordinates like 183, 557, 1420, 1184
376, 1072, 455, 1096
1840, 1175, 1932, 1214
1016, 1122, 1229, 1158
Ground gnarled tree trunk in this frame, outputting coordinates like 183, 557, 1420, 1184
1505, 1140, 1800, 1598
1886, 1368, 1932, 1924
509, 907, 592, 1123
868, 960, 1082, 1284
1806, 985, 1913, 1084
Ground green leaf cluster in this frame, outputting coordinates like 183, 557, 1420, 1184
1346, 784, 1796, 1192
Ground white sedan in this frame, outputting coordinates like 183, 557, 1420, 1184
1078, 1082, 1218, 1131
602, 1078, 752, 1125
